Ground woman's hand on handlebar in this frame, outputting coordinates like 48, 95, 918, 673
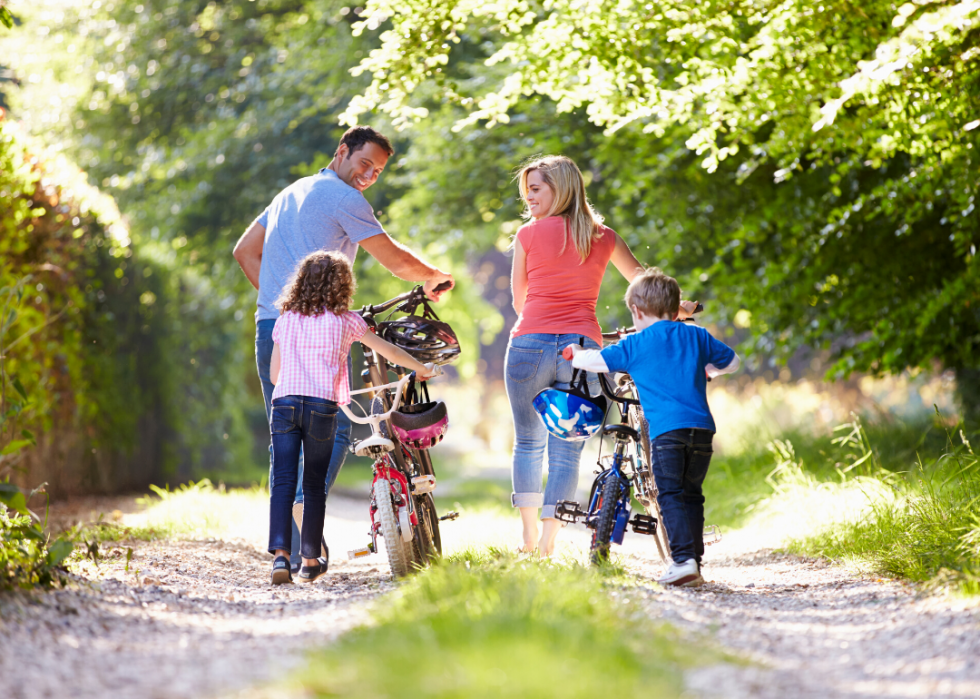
677, 300, 699, 320
423, 274, 455, 302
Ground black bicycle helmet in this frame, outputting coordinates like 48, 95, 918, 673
379, 316, 461, 365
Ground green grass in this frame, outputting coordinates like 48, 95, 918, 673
784, 424, 980, 594
292, 551, 719, 698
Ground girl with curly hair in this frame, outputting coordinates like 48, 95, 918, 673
267, 250, 438, 584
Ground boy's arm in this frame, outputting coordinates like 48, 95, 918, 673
566, 346, 611, 373
706, 353, 740, 378
705, 332, 739, 378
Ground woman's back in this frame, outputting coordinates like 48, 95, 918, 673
511, 216, 616, 346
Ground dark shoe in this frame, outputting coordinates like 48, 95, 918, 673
297, 557, 328, 584
271, 555, 292, 585
292, 538, 328, 576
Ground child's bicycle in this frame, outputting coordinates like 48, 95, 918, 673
555, 323, 721, 566
341, 284, 459, 578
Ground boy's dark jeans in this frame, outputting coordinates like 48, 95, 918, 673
650, 428, 714, 565
268, 396, 339, 559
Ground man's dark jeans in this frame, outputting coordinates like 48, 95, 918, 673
650, 428, 714, 565
268, 396, 339, 557
256, 320, 351, 562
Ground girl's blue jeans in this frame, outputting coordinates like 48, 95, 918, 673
505, 333, 600, 519
256, 320, 351, 564
268, 396, 339, 558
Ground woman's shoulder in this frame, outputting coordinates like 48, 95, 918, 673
517, 216, 563, 247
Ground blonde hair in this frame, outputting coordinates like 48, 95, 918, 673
517, 155, 604, 262
625, 268, 680, 319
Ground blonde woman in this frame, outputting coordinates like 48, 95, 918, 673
506, 155, 646, 556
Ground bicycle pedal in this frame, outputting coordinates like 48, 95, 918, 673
348, 544, 375, 560
703, 524, 722, 545
411, 474, 437, 494
555, 500, 588, 523
439, 511, 459, 521
630, 514, 658, 536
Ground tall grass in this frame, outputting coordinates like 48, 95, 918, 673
785, 420, 980, 594
293, 552, 716, 698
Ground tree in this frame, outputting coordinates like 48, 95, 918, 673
341, 0, 980, 389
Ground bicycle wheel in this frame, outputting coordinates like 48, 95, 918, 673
412, 449, 442, 555
629, 405, 672, 565
374, 478, 410, 578
410, 493, 441, 566
590, 475, 623, 565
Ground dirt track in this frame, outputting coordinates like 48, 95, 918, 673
1, 495, 978, 698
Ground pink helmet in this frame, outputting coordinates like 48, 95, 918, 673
391, 400, 448, 449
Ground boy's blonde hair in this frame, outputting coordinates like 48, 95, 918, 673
517, 155, 604, 262
625, 268, 680, 319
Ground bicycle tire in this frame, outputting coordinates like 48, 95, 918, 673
374, 478, 410, 578
412, 449, 442, 555
629, 405, 672, 565
410, 493, 441, 565
590, 475, 623, 565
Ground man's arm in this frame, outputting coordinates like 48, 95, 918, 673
233, 219, 265, 290
359, 233, 454, 301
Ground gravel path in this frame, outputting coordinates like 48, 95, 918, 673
2, 494, 979, 698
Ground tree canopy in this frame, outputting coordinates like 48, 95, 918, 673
342, 0, 980, 379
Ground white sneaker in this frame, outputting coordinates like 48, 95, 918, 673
657, 559, 703, 587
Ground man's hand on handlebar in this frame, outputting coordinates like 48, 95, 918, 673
418, 363, 442, 381
423, 274, 455, 302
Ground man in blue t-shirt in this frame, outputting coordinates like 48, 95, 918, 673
233, 126, 454, 572
567, 268, 739, 587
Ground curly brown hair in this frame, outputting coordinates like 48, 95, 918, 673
276, 251, 356, 317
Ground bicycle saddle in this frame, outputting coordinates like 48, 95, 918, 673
602, 424, 640, 442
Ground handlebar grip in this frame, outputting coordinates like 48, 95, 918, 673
433, 281, 453, 293
562, 346, 575, 361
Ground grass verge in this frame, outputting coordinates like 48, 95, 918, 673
293, 552, 718, 698
784, 422, 980, 594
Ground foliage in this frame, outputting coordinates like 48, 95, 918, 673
296, 552, 711, 697
787, 418, 980, 594
0, 111, 253, 491
0, 277, 73, 591
341, 0, 980, 381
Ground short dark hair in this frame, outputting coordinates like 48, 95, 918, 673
335, 126, 394, 159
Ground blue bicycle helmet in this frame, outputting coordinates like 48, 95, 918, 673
532, 340, 608, 441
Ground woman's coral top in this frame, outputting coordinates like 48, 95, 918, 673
510, 215, 616, 347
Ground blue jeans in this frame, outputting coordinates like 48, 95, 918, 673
650, 428, 714, 564
256, 320, 351, 560
505, 333, 600, 519
269, 396, 339, 557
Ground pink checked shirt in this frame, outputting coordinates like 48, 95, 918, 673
271, 310, 368, 405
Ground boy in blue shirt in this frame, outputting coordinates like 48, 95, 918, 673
566, 268, 739, 586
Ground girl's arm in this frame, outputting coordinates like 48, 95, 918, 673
359, 331, 438, 379
511, 239, 528, 315
610, 233, 643, 282
270, 342, 281, 385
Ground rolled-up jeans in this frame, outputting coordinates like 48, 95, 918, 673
256, 319, 351, 562
505, 333, 600, 520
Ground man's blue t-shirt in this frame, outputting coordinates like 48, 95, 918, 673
600, 322, 736, 439
254, 168, 384, 322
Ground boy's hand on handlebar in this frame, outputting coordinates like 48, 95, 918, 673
562, 345, 580, 361
423, 274, 455, 302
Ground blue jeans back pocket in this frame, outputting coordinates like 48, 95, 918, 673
271, 405, 296, 434
309, 409, 338, 442
506, 347, 544, 383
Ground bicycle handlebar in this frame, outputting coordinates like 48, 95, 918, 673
339, 366, 444, 425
